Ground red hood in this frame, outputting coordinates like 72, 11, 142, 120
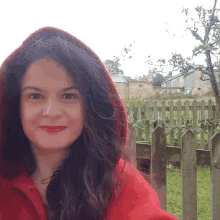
0, 27, 129, 178
0, 27, 128, 147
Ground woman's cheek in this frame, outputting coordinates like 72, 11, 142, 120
21, 105, 38, 130
70, 105, 83, 118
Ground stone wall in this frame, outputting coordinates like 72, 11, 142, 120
114, 82, 129, 100
113, 81, 157, 100
191, 70, 211, 96
128, 81, 156, 99
114, 81, 184, 100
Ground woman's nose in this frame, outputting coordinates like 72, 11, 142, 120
43, 99, 62, 117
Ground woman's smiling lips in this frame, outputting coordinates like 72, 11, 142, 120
40, 126, 67, 134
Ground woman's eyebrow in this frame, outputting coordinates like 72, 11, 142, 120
22, 86, 77, 92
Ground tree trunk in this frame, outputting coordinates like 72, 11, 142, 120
205, 50, 220, 120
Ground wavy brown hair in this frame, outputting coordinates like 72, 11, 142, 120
0, 27, 152, 220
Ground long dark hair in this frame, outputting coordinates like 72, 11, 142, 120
0, 27, 151, 220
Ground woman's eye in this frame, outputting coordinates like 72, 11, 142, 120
27, 93, 76, 100
28, 93, 43, 99
62, 93, 76, 99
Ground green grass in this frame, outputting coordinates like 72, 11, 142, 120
166, 163, 211, 220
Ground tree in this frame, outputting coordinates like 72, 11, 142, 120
104, 42, 135, 76
135, 74, 149, 82
146, 0, 220, 122
165, 71, 172, 81
146, 69, 157, 84
144, 69, 167, 86
153, 73, 166, 86
103, 59, 124, 76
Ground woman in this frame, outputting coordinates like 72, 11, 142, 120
0, 27, 178, 220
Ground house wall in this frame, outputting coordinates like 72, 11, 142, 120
113, 81, 157, 100
128, 81, 156, 99
185, 72, 195, 94
166, 81, 171, 87
191, 70, 211, 96
114, 81, 184, 100
161, 71, 217, 96
172, 76, 185, 87
114, 82, 129, 100
162, 76, 185, 90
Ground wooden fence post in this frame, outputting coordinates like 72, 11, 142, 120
181, 129, 197, 220
210, 132, 220, 220
151, 125, 167, 211
128, 122, 137, 169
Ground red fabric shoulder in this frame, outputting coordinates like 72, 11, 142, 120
104, 159, 178, 220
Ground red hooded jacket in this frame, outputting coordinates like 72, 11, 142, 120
0, 27, 178, 219
0, 159, 178, 220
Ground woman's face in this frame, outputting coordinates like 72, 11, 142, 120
20, 58, 84, 151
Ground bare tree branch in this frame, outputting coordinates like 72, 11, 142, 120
190, 28, 205, 43
204, 0, 219, 43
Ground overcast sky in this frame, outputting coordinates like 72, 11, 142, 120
0, 0, 218, 79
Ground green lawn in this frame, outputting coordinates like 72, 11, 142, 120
166, 163, 211, 220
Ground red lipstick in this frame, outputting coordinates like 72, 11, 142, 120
41, 126, 67, 134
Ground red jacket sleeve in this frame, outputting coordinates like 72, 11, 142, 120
104, 159, 179, 220
0, 175, 47, 220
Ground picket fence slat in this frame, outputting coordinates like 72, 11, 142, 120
151, 126, 167, 211
162, 101, 166, 126
137, 101, 142, 141
210, 132, 220, 220
177, 100, 182, 147
169, 101, 174, 146
145, 101, 150, 142
181, 129, 197, 220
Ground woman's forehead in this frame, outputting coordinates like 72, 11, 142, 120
21, 59, 75, 88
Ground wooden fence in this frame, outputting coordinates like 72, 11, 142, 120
125, 99, 219, 150
129, 123, 220, 220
